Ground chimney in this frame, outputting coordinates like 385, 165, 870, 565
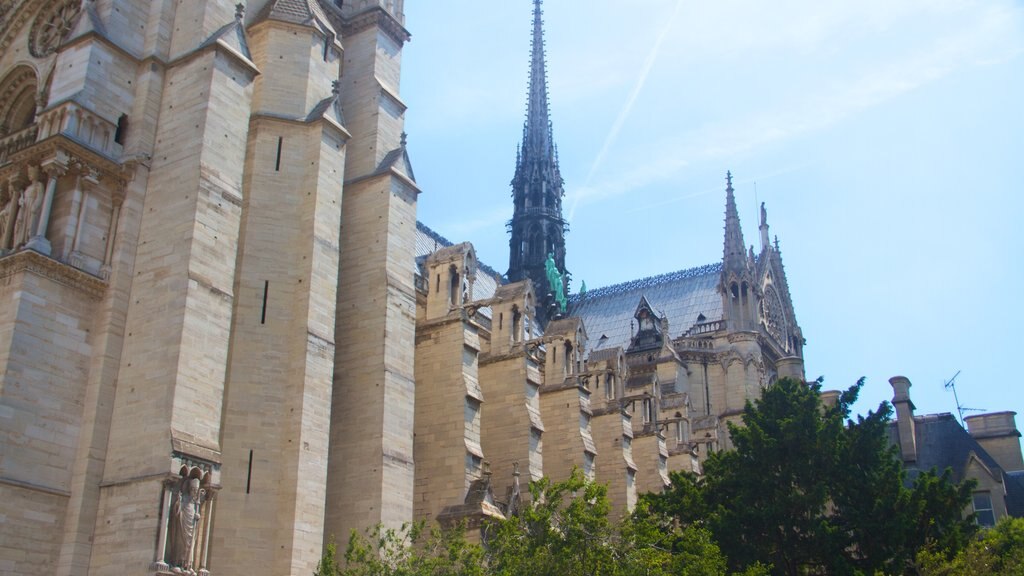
965, 412, 1024, 472
890, 376, 917, 463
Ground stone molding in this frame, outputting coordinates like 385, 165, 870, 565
1, 133, 127, 187
0, 248, 106, 299
338, 7, 410, 46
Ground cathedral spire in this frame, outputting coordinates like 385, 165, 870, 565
507, 0, 567, 327
723, 171, 747, 274
524, 0, 553, 159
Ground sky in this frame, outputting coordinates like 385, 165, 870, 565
400, 1, 1024, 422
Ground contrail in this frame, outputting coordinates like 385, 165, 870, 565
568, 0, 685, 221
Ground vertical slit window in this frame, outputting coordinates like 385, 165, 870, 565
260, 281, 269, 324
275, 137, 283, 171
246, 449, 254, 494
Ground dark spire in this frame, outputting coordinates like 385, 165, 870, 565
524, 0, 553, 159
507, 0, 567, 328
723, 171, 747, 274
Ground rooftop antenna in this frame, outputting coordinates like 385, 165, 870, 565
943, 370, 984, 424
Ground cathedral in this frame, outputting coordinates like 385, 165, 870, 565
0, 1, 808, 575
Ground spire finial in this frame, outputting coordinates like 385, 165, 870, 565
331, 80, 340, 96
524, 0, 552, 157
235, 3, 245, 21
400, 132, 407, 147
723, 170, 747, 273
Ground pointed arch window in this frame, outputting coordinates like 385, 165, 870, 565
0, 66, 39, 137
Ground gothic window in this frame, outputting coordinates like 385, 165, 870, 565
511, 305, 521, 343
0, 66, 38, 136
448, 265, 459, 306
529, 229, 542, 259
638, 309, 654, 331
29, 0, 82, 58
761, 285, 788, 347
604, 374, 614, 399
563, 341, 572, 375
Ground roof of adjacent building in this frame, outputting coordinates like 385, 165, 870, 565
888, 413, 1024, 516
568, 263, 723, 354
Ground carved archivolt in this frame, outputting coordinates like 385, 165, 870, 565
0, 64, 37, 136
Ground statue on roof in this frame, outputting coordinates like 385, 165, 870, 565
544, 253, 567, 313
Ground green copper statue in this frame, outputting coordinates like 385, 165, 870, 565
545, 253, 567, 313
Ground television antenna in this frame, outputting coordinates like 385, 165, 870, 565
943, 370, 984, 424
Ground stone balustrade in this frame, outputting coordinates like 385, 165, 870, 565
36, 101, 123, 160
684, 319, 724, 337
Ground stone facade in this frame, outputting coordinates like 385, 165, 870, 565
4, 2, 1021, 576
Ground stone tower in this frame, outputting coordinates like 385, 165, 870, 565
0, 1, 414, 575
506, 0, 568, 327
720, 171, 757, 332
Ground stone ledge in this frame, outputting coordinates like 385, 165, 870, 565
0, 249, 107, 300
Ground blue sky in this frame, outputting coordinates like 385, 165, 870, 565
401, 1, 1024, 422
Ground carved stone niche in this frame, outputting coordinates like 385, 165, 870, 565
153, 458, 219, 576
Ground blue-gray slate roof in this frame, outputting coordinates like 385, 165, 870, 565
888, 413, 1024, 516
568, 263, 723, 355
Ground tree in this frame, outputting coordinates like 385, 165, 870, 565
317, 522, 485, 576
486, 470, 618, 576
918, 516, 1024, 575
644, 377, 977, 575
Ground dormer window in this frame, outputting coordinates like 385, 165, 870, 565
638, 310, 653, 331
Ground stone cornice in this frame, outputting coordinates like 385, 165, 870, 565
0, 249, 106, 300
726, 330, 759, 344
1, 133, 127, 186
338, 7, 410, 46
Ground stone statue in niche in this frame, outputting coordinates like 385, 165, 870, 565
167, 474, 206, 571
14, 166, 43, 248
0, 184, 14, 251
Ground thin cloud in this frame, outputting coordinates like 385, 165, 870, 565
566, 0, 1024, 214
567, 0, 685, 222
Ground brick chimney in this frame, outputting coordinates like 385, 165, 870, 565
890, 376, 917, 463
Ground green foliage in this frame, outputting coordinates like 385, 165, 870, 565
644, 377, 977, 576
918, 517, 1024, 575
317, 522, 485, 576
322, 470, 756, 576
487, 470, 616, 576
